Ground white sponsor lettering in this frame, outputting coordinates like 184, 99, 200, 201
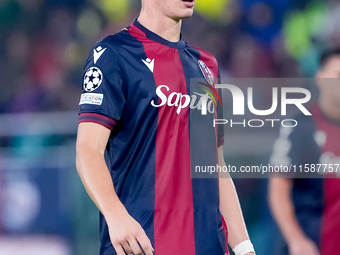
150, 85, 211, 115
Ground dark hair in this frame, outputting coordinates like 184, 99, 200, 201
320, 47, 340, 67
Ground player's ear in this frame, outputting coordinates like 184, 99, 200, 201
315, 69, 327, 91
315, 70, 322, 79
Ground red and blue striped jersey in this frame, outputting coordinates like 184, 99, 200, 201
270, 105, 340, 254
78, 20, 226, 255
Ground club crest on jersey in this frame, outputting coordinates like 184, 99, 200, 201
198, 60, 214, 86
83, 67, 103, 92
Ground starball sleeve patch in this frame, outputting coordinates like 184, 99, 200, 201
83, 67, 103, 92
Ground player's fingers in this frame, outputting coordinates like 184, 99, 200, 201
127, 238, 144, 255
120, 240, 134, 255
310, 242, 320, 255
314, 248, 320, 255
136, 232, 154, 255
112, 243, 126, 255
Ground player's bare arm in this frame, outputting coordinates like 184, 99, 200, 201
218, 147, 255, 255
269, 178, 319, 255
76, 122, 153, 255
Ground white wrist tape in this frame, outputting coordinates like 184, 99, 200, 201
232, 240, 255, 255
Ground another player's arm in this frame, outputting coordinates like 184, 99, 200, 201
76, 122, 153, 255
217, 146, 255, 255
268, 123, 319, 255
268, 179, 319, 255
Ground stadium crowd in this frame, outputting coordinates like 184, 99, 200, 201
1, 0, 340, 114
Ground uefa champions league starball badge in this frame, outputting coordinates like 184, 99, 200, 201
83, 67, 103, 92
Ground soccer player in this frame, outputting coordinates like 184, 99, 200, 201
76, 0, 255, 255
269, 48, 340, 255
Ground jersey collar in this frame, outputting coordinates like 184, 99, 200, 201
132, 19, 186, 50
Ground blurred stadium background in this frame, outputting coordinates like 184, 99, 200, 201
1, 0, 340, 254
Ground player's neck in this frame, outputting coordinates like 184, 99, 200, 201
138, 12, 182, 43
319, 99, 340, 122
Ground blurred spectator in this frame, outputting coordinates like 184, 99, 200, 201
2, 0, 335, 115
269, 47, 340, 255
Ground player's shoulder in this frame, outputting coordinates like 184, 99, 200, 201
286, 107, 317, 142
185, 43, 219, 78
84, 28, 132, 72
294, 105, 318, 127
189, 44, 218, 65
93, 28, 130, 55
192, 45, 216, 60
294, 111, 315, 126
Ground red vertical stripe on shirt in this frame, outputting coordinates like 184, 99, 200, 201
152, 49, 196, 255
313, 106, 340, 255
130, 27, 196, 254
322, 178, 340, 254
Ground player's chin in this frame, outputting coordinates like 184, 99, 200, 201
178, 9, 194, 19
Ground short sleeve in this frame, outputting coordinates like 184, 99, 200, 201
78, 41, 126, 130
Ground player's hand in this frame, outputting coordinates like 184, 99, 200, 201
288, 236, 319, 255
107, 213, 154, 255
